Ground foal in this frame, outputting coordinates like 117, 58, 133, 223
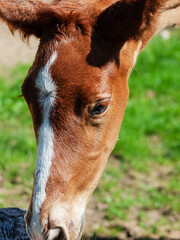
0, 0, 180, 239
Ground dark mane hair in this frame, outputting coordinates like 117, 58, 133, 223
38, 7, 92, 37
8, 5, 92, 41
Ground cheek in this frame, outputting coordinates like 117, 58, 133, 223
105, 81, 129, 150
113, 76, 129, 118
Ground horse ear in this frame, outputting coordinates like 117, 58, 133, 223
0, 0, 64, 39
95, 0, 160, 46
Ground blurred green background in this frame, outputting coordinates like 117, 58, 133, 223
0, 30, 180, 239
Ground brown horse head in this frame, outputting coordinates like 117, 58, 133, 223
1, 0, 179, 239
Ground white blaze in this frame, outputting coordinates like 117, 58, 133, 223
31, 52, 57, 238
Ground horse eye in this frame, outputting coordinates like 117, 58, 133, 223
88, 100, 109, 116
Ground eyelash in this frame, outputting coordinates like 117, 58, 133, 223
88, 99, 110, 116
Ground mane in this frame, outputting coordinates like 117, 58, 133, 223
38, 7, 92, 38
8, 5, 92, 41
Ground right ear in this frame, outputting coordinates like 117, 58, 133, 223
95, 0, 162, 46
0, 0, 66, 38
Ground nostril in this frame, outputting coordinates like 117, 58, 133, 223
47, 227, 66, 240
53, 227, 66, 240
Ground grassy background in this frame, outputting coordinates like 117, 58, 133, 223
0, 30, 180, 239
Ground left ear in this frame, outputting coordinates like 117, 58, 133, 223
0, 0, 49, 38
95, 0, 161, 46
0, 0, 76, 39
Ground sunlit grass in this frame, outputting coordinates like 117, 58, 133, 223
0, 65, 35, 208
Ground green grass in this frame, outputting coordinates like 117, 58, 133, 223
0, 65, 35, 208
0, 30, 180, 237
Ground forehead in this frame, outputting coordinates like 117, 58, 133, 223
22, 35, 116, 103
50, 39, 115, 98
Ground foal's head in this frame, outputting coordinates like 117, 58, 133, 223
0, 0, 162, 239
23, 21, 127, 239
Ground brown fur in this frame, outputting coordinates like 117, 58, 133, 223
0, 1, 180, 240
